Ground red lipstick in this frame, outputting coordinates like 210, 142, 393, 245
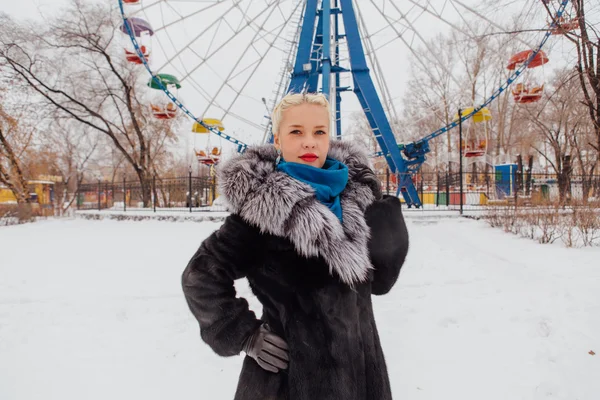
299, 153, 318, 162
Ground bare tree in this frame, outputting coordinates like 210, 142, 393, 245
0, 1, 182, 207
0, 101, 33, 206
525, 69, 591, 204
41, 118, 99, 215
404, 33, 459, 158
544, 0, 600, 166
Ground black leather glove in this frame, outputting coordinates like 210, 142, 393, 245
242, 323, 289, 373
353, 163, 383, 200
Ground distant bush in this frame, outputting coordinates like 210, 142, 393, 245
0, 203, 41, 226
485, 204, 600, 248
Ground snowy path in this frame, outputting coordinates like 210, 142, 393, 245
0, 217, 599, 399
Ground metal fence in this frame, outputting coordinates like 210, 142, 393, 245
76, 173, 223, 212
73, 169, 600, 214
377, 170, 600, 211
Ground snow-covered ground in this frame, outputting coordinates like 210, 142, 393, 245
0, 217, 599, 400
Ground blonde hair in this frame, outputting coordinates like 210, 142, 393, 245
271, 92, 331, 135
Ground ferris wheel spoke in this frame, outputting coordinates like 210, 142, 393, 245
176, 1, 280, 82
355, 1, 399, 122
143, 3, 194, 82
450, 0, 537, 48
439, 0, 451, 16
128, 0, 163, 17
241, 1, 294, 48
447, 0, 479, 38
236, 18, 289, 51
153, 2, 242, 72
404, 0, 476, 41
185, 70, 264, 130
217, 0, 301, 122
367, 0, 465, 92
232, 0, 254, 32
273, 0, 289, 21
182, 16, 277, 81
154, 0, 234, 33
222, 112, 264, 130
389, 0, 466, 69
227, 57, 262, 82
230, 0, 287, 38
196, 0, 286, 119
161, 0, 187, 20
367, 1, 425, 39
204, 19, 226, 59
161, 0, 229, 2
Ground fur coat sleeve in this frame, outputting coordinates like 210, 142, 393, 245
365, 194, 409, 295
181, 214, 264, 357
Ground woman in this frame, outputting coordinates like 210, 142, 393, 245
182, 93, 409, 400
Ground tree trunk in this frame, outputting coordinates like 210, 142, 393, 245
134, 169, 152, 208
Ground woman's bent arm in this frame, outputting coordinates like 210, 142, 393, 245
182, 214, 263, 356
365, 195, 409, 295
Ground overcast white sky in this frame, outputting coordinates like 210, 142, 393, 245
0, 0, 65, 20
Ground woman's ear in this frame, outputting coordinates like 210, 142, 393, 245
273, 134, 280, 149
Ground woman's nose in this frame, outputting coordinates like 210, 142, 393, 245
302, 139, 316, 149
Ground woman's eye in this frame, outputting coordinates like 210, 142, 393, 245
290, 130, 301, 135
315, 130, 327, 135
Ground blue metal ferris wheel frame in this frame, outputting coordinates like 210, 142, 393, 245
118, 0, 570, 207
275, 0, 423, 206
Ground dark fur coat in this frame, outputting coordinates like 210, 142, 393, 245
182, 141, 409, 400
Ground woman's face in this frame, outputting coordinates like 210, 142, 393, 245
274, 103, 330, 168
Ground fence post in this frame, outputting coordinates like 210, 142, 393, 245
167, 183, 171, 208
123, 176, 126, 212
526, 155, 533, 196
105, 182, 109, 210
445, 171, 450, 207
386, 168, 390, 196
76, 181, 80, 210
514, 170, 519, 212
212, 176, 216, 206
188, 167, 192, 213
97, 179, 101, 211
436, 172, 440, 207
458, 108, 464, 216
153, 174, 157, 213
419, 172, 424, 206
486, 171, 490, 198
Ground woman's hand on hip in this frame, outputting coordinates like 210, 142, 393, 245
242, 323, 289, 373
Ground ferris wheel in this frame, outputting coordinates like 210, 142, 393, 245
118, 0, 573, 207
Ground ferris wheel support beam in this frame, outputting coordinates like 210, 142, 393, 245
308, 14, 323, 92
321, 0, 332, 101
334, 0, 342, 139
338, 0, 420, 206
287, 0, 320, 94
270, 0, 421, 206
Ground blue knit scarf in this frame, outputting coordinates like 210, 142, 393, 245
277, 157, 349, 222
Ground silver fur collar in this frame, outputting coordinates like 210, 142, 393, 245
217, 141, 377, 285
